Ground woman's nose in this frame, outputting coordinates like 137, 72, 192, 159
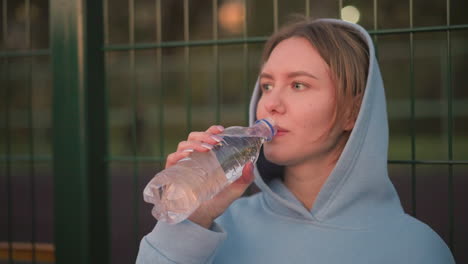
264, 92, 286, 115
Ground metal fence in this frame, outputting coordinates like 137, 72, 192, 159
1, 0, 467, 263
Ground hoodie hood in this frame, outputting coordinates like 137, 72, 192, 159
248, 19, 403, 228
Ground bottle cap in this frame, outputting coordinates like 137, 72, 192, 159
255, 118, 277, 141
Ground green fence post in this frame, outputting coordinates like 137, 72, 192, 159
51, 0, 108, 263
87, 0, 109, 261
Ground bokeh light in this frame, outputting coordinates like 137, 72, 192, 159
341, 5, 360, 24
218, 1, 245, 34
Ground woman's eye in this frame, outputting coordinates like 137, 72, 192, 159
261, 83, 273, 91
292, 82, 307, 90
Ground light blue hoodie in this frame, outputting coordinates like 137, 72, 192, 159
136, 19, 455, 264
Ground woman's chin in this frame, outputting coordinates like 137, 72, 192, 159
264, 152, 292, 166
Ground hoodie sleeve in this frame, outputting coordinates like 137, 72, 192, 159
395, 215, 456, 264
413, 229, 455, 264
135, 219, 227, 264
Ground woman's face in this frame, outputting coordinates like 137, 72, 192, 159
257, 37, 352, 166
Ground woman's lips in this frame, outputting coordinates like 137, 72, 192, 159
275, 127, 289, 137
276, 131, 288, 136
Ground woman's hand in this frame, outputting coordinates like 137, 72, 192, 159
165, 125, 255, 229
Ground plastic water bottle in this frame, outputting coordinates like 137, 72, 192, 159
143, 118, 276, 224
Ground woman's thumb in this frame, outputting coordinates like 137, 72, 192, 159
214, 162, 255, 205
203, 162, 255, 218
218, 162, 255, 204
230, 162, 255, 191
238, 162, 255, 184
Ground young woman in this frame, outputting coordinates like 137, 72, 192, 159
137, 18, 454, 264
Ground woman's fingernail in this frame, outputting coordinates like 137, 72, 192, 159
211, 135, 222, 142
183, 149, 194, 153
201, 143, 213, 150
216, 125, 224, 132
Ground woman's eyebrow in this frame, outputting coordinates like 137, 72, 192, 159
259, 72, 274, 79
259, 71, 319, 80
287, 71, 319, 80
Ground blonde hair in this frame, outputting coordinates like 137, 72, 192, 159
261, 18, 369, 131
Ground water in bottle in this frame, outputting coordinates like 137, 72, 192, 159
143, 118, 276, 224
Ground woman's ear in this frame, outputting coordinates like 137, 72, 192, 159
343, 118, 355, 132
343, 98, 361, 132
